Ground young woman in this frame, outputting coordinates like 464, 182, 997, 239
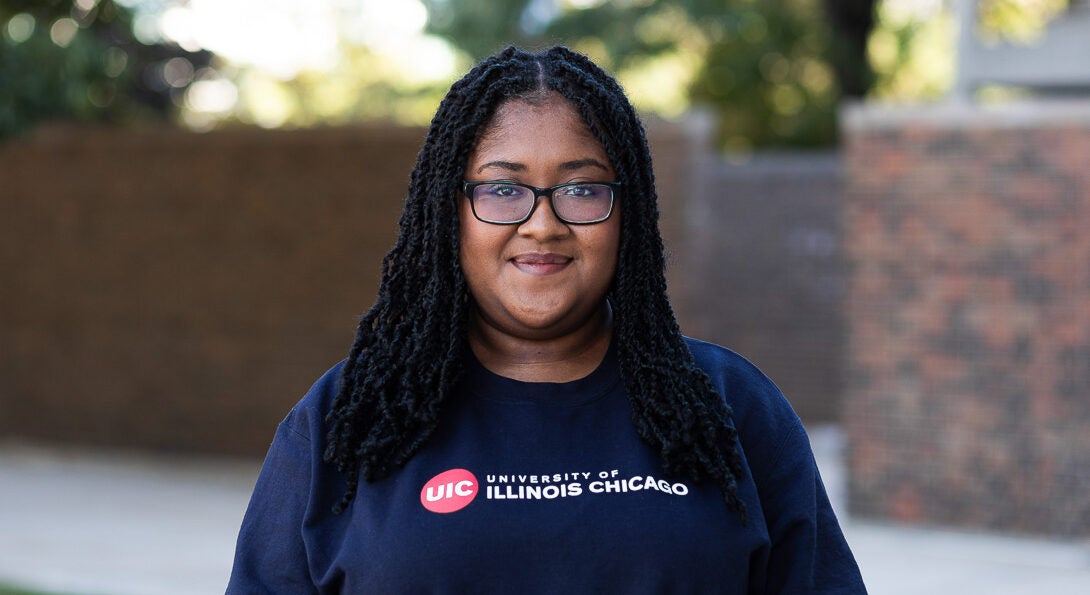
228, 46, 866, 593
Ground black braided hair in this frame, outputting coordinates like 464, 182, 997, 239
325, 45, 747, 520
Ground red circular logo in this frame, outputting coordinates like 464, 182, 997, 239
420, 468, 479, 514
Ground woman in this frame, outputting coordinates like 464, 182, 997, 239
228, 46, 866, 593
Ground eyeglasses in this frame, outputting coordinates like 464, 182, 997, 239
462, 180, 620, 225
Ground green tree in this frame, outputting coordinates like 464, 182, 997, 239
423, 0, 878, 149
689, 2, 840, 149
0, 0, 211, 140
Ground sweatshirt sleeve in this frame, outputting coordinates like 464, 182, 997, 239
685, 338, 866, 593
225, 362, 346, 594
753, 412, 867, 594
225, 406, 321, 594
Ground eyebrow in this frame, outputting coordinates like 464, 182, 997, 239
475, 158, 610, 174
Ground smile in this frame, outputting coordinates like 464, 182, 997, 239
510, 253, 572, 275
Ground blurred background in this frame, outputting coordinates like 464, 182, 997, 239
2, 0, 1090, 593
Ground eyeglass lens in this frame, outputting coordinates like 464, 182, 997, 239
470, 183, 613, 224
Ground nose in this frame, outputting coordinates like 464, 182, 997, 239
517, 193, 570, 239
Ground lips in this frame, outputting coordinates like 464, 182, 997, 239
510, 252, 572, 275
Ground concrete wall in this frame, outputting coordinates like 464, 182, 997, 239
954, 0, 1090, 97
842, 100, 1090, 537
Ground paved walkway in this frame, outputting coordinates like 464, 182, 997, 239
1, 428, 1088, 594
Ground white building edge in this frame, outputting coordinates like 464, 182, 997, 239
953, 0, 1090, 99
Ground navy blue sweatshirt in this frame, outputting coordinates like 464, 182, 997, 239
228, 338, 866, 593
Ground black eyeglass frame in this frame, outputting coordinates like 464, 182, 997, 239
462, 180, 622, 225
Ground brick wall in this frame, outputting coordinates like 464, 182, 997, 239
1, 124, 418, 455
682, 150, 844, 422
0, 117, 844, 457
842, 101, 1090, 537
649, 112, 846, 423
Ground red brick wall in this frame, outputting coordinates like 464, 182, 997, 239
0, 122, 697, 457
0, 117, 844, 459
1, 124, 418, 455
842, 102, 1090, 537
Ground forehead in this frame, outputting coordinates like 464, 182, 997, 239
472, 94, 603, 156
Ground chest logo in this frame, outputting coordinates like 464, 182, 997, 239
420, 468, 479, 514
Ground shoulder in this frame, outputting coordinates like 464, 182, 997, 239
683, 343, 866, 590
298, 359, 348, 410
683, 337, 806, 469
279, 359, 349, 441
683, 337, 770, 387
683, 336, 787, 418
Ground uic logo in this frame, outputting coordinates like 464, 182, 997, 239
420, 468, 478, 513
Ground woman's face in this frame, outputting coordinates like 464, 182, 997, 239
458, 93, 621, 342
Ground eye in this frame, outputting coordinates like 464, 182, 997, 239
482, 183, 522, 198
558, 184, 604, 199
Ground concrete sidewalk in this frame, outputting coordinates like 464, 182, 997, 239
1, 428, 1088, 594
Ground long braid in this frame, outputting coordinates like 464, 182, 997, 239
546, 48, 748, 519
325, 46, 746, 520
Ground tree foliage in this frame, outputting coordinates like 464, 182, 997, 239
977, 0, 1071, 42
423, 0, 878, 149
0, 0, 210, 141
3, 1, 1076, 146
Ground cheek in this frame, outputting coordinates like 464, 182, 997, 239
583, 222, 622, 278
457, 199, 481, 266
457, 205, 505, 285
